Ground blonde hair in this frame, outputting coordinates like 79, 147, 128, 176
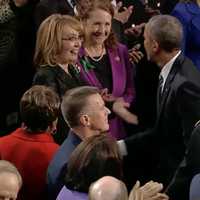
34, 14, 83, 67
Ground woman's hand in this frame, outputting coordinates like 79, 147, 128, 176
100, 88, 117, 102
112, 97, 138, 124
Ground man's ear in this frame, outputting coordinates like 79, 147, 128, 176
80, 114, 91, 127
152, 40, 159, 53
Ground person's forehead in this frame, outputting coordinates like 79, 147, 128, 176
63, 26, 79, 35
87, 94, 103, 106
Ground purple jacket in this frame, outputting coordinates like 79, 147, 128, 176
78, 43, 135, 139
56, 186, 88, 200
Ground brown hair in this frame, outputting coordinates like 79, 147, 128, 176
61, 86, 100, 128
146, 15, 183, 52
64, 134, 123, 192
20, 85, 60, 132
80, 0, 118, 48
34, 14, 83, 66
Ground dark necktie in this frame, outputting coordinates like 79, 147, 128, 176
158, 75, 164, 105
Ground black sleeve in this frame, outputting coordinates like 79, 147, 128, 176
33, 68, 60, 96
177, 80, 200, 144
186, 125, 200, 174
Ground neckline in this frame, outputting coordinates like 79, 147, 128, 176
85, 46, 105, 62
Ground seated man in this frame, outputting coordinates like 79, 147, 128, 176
0, 160, 22, 200
0, 85, 60, 200
47, 86, 110, 199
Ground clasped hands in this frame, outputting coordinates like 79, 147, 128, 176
101, 89, 138, 125
129, 180, 169, 200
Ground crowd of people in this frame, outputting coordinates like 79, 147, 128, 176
0, 0, 200, 199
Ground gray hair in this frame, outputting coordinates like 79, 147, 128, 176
146, 15, 183, 52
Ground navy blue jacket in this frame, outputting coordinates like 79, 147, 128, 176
47, 131, 81, 200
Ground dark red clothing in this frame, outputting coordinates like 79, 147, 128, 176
0, 128, 59, 200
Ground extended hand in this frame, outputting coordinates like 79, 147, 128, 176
113, 98, 138, 124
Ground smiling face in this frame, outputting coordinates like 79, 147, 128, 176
59, 26, 82, 64
83, 8, 112, 46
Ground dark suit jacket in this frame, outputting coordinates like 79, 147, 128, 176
167, 122, 200, 200
47, 131, 82, 200
125, 54, 200, 186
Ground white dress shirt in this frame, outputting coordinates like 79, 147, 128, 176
160, 51, 181, 92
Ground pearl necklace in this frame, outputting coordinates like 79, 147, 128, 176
85, 46, 105, 62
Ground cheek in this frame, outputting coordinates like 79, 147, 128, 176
62, 42, 70, 51
144, 41, 149, 51
62, 42, 73, 52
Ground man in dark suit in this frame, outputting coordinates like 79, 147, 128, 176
120, 15, 200, 188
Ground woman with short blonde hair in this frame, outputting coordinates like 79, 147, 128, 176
33, 14, 85, 144
34, 14, 83, 66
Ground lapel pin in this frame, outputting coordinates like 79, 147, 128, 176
115, 56, 120, 62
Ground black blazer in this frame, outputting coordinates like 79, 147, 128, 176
125, 54, 200, 186
167, 122, 200, 200
33, 65, 85, 144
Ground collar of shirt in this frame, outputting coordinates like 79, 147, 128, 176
160, 51, 181, 91
74, 5, 78, 16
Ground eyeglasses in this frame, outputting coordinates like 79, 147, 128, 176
62, 35, 83, 42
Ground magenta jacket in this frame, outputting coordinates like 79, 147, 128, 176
78, 43, 135, 139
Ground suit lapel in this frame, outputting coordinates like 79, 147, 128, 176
157, 54, 184, 119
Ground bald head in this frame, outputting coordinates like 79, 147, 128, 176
89, 176, 128, 200
0, 160, 22, 200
